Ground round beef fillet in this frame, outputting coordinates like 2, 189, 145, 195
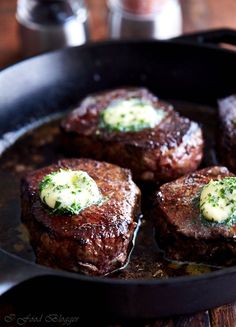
21, 158, 141, 276
154, 166, 236, 266
61, 88, 203, 182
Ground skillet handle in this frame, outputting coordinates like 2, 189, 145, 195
172, 28, 236, 47
0, 248, 52, 296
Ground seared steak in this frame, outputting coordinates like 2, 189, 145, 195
154, 166, 236, 266
61, 88, 203, 182
21, 158, 141, 276
218, 95, 236, 173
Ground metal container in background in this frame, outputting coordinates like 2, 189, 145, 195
16, 0, 89, 57
108, 0, 182, 40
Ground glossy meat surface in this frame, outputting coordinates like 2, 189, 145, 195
21, 158, 141, 275
61, 88, 203, 182
154, 166, 236, 265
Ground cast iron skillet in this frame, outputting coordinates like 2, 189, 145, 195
1, 29, 236, 320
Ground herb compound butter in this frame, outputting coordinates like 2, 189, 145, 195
39, 169, 102, 215
100, 98, 166, 132
200, 177, 236, 224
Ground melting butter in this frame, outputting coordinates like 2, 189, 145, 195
200, 177, 236, 224
39, 169, 102, 215
100, 98, 166, 132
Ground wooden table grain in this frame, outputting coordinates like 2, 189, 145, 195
1, 1, 236, 326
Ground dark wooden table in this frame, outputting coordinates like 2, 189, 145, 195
1, 1, 236, 326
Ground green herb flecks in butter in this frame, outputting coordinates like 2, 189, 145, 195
200, 177, 236, 224
39, 169, 103, 215
99, 98, 166, 132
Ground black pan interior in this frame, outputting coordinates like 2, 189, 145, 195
0, 41, 236, 277
0, 99, 221, 279
1, 41, 236, 318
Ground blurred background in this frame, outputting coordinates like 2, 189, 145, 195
1, 0, 236, 68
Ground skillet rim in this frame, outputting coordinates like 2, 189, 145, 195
1, 36, 236, 74
1, 38, 236, 286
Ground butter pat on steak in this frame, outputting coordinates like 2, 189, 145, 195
153, 166, 236, 266
61, 88, 204, 182
21, 159, 141, 276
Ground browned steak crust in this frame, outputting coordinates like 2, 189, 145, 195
21, 159, 141, 276
218, 95, 236, 173
154, 166, 236, 266
61, 88, 203, 182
